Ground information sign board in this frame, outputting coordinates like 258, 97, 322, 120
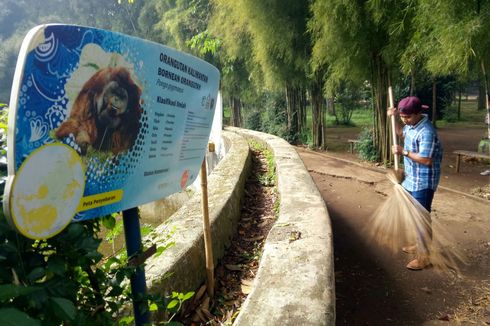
3, 24, 220, 239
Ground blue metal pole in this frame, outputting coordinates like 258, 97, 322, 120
123, 207, 149, 325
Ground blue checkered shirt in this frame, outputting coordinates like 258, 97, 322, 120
402, 115, 443, 191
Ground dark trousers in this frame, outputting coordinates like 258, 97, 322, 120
407, 188, 435, 254
408, 188, 435, 212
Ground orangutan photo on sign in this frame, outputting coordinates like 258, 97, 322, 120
55, 66, 142, 156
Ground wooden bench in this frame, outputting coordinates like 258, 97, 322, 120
347, 139, 359, 153
453, 150, 490, 173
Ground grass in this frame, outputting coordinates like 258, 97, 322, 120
312, 98, 487, 152
304, 105, 373, 129
249, 140, 276, 187
437, 99, 487, 129
225, 97, 486, 138
322, 99, 486, 131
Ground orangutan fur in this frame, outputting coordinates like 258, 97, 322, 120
56, 66, 142, 155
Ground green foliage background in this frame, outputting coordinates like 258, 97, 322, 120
1, 0, 489, 320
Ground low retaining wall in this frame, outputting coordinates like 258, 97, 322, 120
228, 127, 335, 326
144, 127, 335, 325
145, 130, 251, 293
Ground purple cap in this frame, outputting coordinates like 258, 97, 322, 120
397, 96, 429, 114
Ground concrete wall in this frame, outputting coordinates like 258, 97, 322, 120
144, 127, 335, 325
145, 130, 251, 293
228, 127, 335, 326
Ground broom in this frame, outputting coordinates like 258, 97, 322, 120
388, 87, 404, 184
368, 87, 466, 273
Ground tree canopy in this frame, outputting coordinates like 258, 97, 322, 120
2, 0, 489, 152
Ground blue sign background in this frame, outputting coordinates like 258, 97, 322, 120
5, 24, 220, 222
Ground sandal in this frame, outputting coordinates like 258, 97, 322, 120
402, 245, 417, 254
406, 257, 431, 270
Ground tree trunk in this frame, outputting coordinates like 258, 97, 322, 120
230, 96, 242, 127
310, 76, 326, 148
478, 75, 486, 111
481, 60, 490, 139
299, 88, 307, 135
432, 79, 437, 127
285, 85, 300, 143
410, 69, 415, 96
457, 85, 462, 120
371, 53, 390, 165
327, 96, 338, 125
321, 98, 327, 150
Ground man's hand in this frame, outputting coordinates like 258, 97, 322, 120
387, 107, 398, 117
392, 144, 403, 155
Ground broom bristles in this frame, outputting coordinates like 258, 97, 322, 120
368, 170, 467, 274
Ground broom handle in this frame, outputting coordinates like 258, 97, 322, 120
388, 86, 399, 171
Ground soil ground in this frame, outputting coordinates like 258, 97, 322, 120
296, 126, 490, 325
178, 146, 278, 325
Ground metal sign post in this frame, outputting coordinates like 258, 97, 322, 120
123, 207, 149, 325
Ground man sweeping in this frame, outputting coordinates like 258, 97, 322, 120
388, 96, 443, 270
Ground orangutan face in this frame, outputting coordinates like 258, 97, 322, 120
95, 80, 129, 129
55, 66, 142, 155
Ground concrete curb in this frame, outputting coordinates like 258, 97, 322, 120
227, 127, 335, 326
144, 130, 251, 294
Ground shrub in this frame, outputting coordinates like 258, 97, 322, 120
355, 128, 379, 162
334, 81, 364, 126
442, 105, 459, 122
243, 107, 263, 131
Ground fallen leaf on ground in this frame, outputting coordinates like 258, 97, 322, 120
258, 220, 270, 228
242, 278, 254, 284
421, 287, 432, 294
289, 231, 302, 242
261, 215, 276, 220
225, 264, 242, 271
244, 235, 264, 242
194, 285, 207, 302
241, 283, 253, 294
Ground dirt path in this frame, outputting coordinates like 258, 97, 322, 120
295, 128, 490, 325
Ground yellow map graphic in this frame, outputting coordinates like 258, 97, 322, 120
11, 144, 85, 239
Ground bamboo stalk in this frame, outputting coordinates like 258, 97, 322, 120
200, 158, 214, 297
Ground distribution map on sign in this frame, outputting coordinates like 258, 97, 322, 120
3, 24, 220, 239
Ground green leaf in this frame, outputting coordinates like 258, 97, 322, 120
50, 297, 76, 321
101, 215, 116, 229
118, 315, 134, 325
0, 284, 43, 301
47, 257, 66, 275
182, 291, 195, 301
103, 256, 121, 270
154, 241, 175, 258
0, 308, 41, 326
140, 224, 153, 237
149, 302, 158, 311
166, 299, 179, 310
108, 286, 123, 297
26, 267, 46, 281
64, 223, 85, 239
105, 220, 124, 243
